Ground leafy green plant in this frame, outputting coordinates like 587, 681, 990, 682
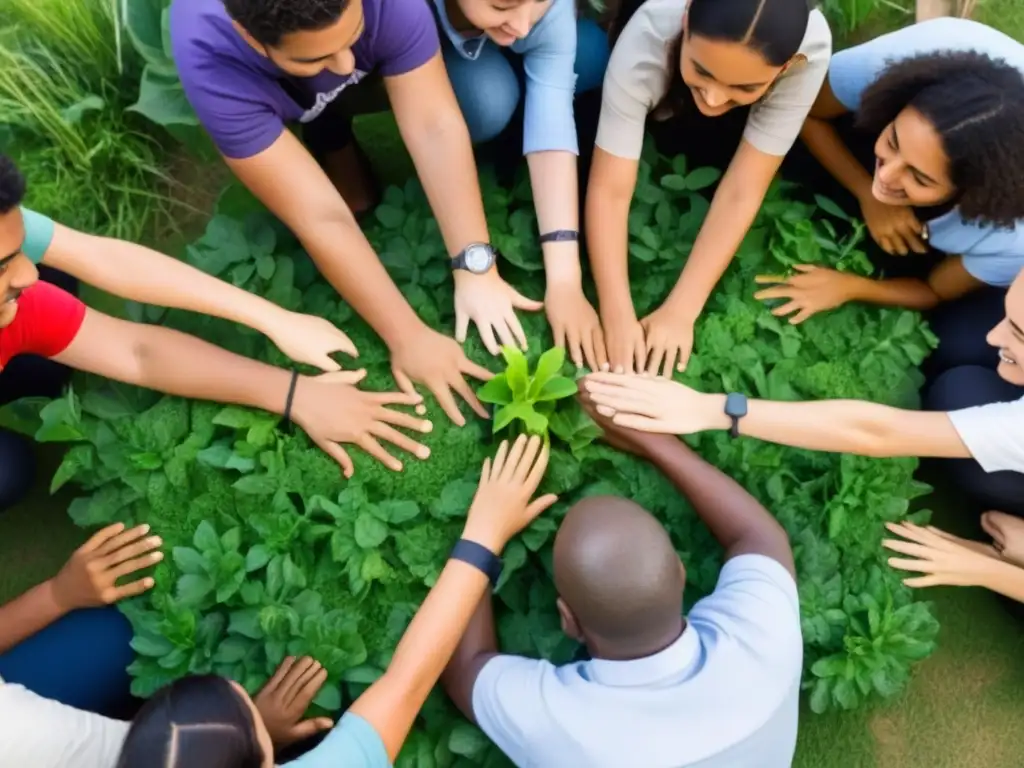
477, 346, 579, 438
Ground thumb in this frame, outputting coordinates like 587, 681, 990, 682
291, 718, 334, 741
311, 354, 343, 373
524, 493, 559, 520
316, 368, 367, 386
793, 264, 817, 273
511, 289, 544, 312
391, 365, 417, 398
332, 329, 359, 358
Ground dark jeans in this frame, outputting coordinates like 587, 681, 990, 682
924, 365, 1024, 517
924, 285, 1007, 379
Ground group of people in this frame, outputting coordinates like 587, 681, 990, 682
2, 0, 1024, 765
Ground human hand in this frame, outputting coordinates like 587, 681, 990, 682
388, 325, 493, 427
858, 195, 928, 256
254, 657, 335, 748
602, 310, 646, 374
50, 523, 163, 611
290, 369, 433, 478
639, 301, 695, 376
462, 435, 558, 553
581, 372, 724, 435
264, 309, 358, 372
545, 280, 608, 371
981, 511, 1024, 567
754, 265, 859, 325
578, 388, 679, 458
454, 270, 543, 355
883, 521, 1003, 588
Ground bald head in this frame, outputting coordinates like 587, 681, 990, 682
553, 496, 685, 659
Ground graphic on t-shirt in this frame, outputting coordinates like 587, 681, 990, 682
299, 71, 368, 123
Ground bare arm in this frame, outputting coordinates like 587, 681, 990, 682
978, 560, 1024, 602
0, 582, 64, 654
799, 81, 873, 201
530, 150, 581, 285
585, 148, 639, 321
439, 593, 497, 724
844, 256, 983, 310
645, 436, 794, 575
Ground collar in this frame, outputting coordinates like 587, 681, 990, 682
584, 625, 702, 687
431, 0, 487, 59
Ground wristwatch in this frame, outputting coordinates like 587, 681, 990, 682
450, 539, 503, 587
451, 243, 497, 274
724, 392, 748, 438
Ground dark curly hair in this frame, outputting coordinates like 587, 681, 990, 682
224, 0, 350, 48
857, 50, 1024, 229
0, 154, 27, 215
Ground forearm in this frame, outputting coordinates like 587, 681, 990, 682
845, 273, 941, 311
403, 113, 490, 256
586, 182, 634, 320
644, 437, 787, 556
0, 581, 66, 654
800, 117, 873, 202
528, 151, 583, 287
979, 559, 1024, 603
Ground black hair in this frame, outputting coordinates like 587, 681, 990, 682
613, 0, 811, 121
857, 50, 1024, 229
0, 155, 27, 215
116, 675, 265, 768
224, 0, 350, 48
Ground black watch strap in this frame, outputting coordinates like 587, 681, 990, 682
450, 539, 503, 587
539, 229, 579, 244
724, 392, 748, 439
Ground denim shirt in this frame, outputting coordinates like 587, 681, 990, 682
431, 0, 579, 155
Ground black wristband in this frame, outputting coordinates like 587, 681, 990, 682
539, 229, 579, 244
281, 369, 300, 434
450, 539, 503, 587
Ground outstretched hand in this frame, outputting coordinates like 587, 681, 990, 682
581, 371, 720, 435
454, 270, 543, 356
754, 265, 858, 325
254, 656, 334, 748
883, 521, 1002, 588
579, 389, 677, 459
265, 309, 359, 371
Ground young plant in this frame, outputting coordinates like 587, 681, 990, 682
476, 346, 578, 438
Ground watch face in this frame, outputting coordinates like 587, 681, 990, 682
464, 244, 493, 273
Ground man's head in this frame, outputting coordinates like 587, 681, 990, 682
0, 156, 39, 329
453, 0, 551, 47
988, 272, 1024, 387
553, 496, 685, 661
225, 0, 365, 78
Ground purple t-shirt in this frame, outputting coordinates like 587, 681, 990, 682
169, 0, 440, 159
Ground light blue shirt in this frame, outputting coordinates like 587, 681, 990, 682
283, 713, 390, 768
471, 555, 803, 768
829, 18, 1024, 287
432, 0, 578, 156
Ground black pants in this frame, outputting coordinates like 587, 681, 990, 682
0, 267, 78, 511
924, 365, 1024, 517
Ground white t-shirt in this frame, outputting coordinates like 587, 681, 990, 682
596, 0, 833, 160
828, 18, 1024, 287
949, 396, 1024, 474
471, 555, 803, 768
0, 675, 128, 768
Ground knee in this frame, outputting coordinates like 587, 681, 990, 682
445, 49, 519, 144
0, 430, 35, 510
575, 19, 610, 94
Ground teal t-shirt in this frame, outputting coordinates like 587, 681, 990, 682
19, 207, 55, 265
283, 713, 391, 768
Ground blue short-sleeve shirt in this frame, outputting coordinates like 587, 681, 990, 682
283, 713, 390, 768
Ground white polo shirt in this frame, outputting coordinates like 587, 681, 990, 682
0, 675, 128, 768
949, 396, 1024, 473
471, 555, 803, 768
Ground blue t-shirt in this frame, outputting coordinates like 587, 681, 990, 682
829, 18, 1024, 287
432, 0, 578, 156
19, 208, 55, 264
284, 713, 390, 767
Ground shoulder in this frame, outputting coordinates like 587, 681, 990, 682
370, 0, 440, 75
471, 654, 558, 732
608, 0, 682, 85
800, 10, 833, 69
0, 283, 87, 368
284, 713, 389, 767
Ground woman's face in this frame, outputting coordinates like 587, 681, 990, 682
987, 277, 1024, 387
456, 0, 550, 47
678, 32, 788, 117
231, 682, 276, 768
871, 107, 956, 208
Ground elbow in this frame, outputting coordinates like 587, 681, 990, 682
852, 417, 898, 458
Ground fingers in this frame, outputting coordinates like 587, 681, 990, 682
312, 355, 343, 373
879, 235, 896, 255
284, 658, 326, 705
316, 438, 355, 479
753, 286, 791, 301
264, 657, 298, 694
612, 412, 667, 433
370, 421, 431, 462
891, 234, 909, 257
500, 435, 530, 483
787, 307, 816, 326
506, 309, 530, 352
111, 576, 156, 602
428, 380, 466, 427
583, 381, 660, 417
550, 320, 569, 365
291, 717, 335, 740
885, 555, 934, 574
882, 537, 935, 560
906, 232, 929, 254
455, 308, 470, 345
901, 575, 942, 589
632, 335, 646, 376
95, 524, 156, 559
377, 406, 433, 435
109, 548, 164, 580
563, 325, 583, 369
477, 320, 501, 356
589, 328, 609, 372
333, 329, 359, 359
459, 357, 495, 383
480, 457, 493, 484
754, 274, 787, 286
510, 435, 542, 485
522, 439, 551, 490
510, 289, 544, 313
390, 366, 419, 402
525, 493, 559, 520
661, 345, 681, 378
80, 522, 128, 555
771, 300, 801, 319
319, 369, 367, 386
644, 342, 665, 377
369, 391, 424, 408
358, 434, 403, 472
450, 374, 489, 420
489, 439, 511, 478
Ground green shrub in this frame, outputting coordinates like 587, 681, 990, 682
18, 148, 940, 764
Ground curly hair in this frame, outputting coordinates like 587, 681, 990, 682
857, 50, 1024, 229
224, 0, 350, 48
0, 154, 27, 215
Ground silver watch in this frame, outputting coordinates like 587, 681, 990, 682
451, 243, 496, 274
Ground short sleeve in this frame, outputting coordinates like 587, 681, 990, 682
744, 12, 832, 157
283, 714, 390, 768
520, 0, 579, 155
472, 654, 554, 765
0, 282, 87, 368
19, 208, 55, 264
826, 39, 891, 112
962, 252, 1024, 287
948, 399, 1024, 474
0, 680, 129, 768
375, 0, 440, 77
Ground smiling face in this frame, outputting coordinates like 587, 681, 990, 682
871, 106, 957, 208
0, 207, 39, 329
234, 0, 365, 78
987, 277, 1024, 387
451, 0, 549, 46
678, 30, 788, 117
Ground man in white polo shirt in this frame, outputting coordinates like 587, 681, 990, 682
441, 401, 801, 767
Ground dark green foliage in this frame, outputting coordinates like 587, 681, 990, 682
13, 144, 943, 764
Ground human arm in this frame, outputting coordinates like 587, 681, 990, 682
387, 53, 543, 355
39, 222, 356, 370
0, 523, 161, 654
753, 256, 983, 321
581, 372, 975, 460
349, 436, 557, 761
